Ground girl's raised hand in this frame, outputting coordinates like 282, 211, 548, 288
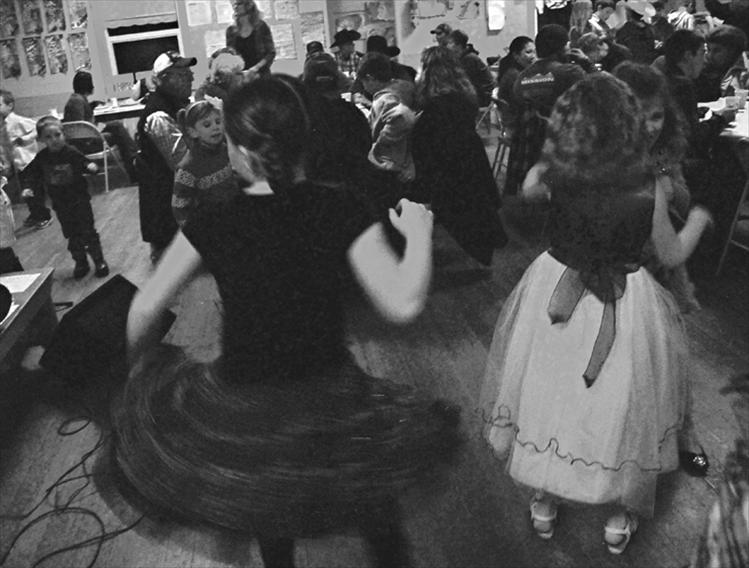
388, 198, 433, 242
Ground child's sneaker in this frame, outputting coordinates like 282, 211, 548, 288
94, 260, 109, 278
73, 259, 90, 279
35, 218, 53, 230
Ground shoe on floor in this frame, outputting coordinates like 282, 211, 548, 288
94, 260, 109, 278
679, 448, 709, 477
73, 260, 90, 279
605, 512, 639, 555
35, 218, 53, 230
530, 496, 557, 540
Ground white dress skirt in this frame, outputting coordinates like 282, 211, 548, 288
479, 251, 688, 517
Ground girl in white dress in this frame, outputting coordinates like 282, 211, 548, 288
479, 73, 714, 554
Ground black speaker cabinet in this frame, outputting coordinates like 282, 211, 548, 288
40, 275, 175, 386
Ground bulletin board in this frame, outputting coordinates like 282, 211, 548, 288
0, 0, 89, 82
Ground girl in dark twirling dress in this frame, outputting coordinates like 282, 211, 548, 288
112, 75, 459, 568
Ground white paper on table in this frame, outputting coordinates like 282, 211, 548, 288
0, 302, 19, 327
0, 272, 39, 294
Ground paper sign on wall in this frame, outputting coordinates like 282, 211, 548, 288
204, 29, 225, 59
270, 22, 296, 59
300, 11, 325, 47
487, 0, 505, 30
215, 0, 234, 24
187, 0, 212, 26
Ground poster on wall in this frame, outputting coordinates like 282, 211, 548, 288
68, 31, 89, 69
215, 0, 233, 24
269, 22, 296, 59
273, 0, 298, 20
0, 0, 20, 38
364, 1, 394, 22
44, 33, 67, 73
22, 36, 45, 76
457, 0, 480, 19
486, 0, 504, 30
68, 0, 86, 29
187, 0, 212, 26
300, 11, 325, 47
255, 0, 272, 20
0, 39, 21, 78
335, 14, 363, 33
44, 0, 65, 32
204, 29, 225, 59
21, 0, 44, 35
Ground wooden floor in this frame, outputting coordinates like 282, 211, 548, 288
0, 160, 748, 568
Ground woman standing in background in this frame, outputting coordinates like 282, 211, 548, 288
225, 0, 276, 80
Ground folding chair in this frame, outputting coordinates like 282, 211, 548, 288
491, 97, 513, 185
61, 121, 127, 192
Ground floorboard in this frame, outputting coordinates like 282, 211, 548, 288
0, 150, 747, 567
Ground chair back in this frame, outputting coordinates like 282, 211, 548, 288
61, 121, 106, 154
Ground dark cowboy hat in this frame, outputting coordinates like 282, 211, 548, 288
331, 29, 361, 48
366, 35, 400, 57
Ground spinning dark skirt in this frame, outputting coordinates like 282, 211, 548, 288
110, 346, 460, 536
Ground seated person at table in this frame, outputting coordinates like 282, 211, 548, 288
662, 29, 743, 270
302, 52, 371, 188
446, 29, 495, 107
0, 89, 51, 229
662, 30, 735, 167
695, 25, 748, 102
0, 176, 23, 275
63, 70, 138, 183
194, 47, 245, 104
21, 116, 109, 279
505, 24, 585, 195
357, 52, 417, 202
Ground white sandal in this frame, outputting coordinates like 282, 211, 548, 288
604, 512, 639, 555
529, 496, 557, 540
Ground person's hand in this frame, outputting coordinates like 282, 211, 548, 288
86, 162, 98, 174
242, 68, 260, 82
388, 198, 433, 242
688, 204, 714, 232
21, 188, 34, 199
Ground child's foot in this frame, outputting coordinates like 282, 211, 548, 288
604, 511, 639, 554
530, 495, 557, 540
94, 260, 109, 278
73, 260, 90, 279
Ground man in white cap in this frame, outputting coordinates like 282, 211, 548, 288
134, 50, 196, 263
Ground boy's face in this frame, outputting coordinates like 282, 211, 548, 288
0, 98, 12, 119
39, 124, 66, 153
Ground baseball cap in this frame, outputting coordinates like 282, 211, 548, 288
153, 50, 197, 76
306, 41, 324, 56
430, 23, 452, 36
303, 52, 339, 92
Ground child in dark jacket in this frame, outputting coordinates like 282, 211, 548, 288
21, 116, 109, 279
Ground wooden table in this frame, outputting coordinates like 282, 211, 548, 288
0, 268, 56, 364
93, 101, 145, 122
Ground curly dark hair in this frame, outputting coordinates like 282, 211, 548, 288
416, 46, 477, 108
612, 61, 688, 169
541, 73, 649, 191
